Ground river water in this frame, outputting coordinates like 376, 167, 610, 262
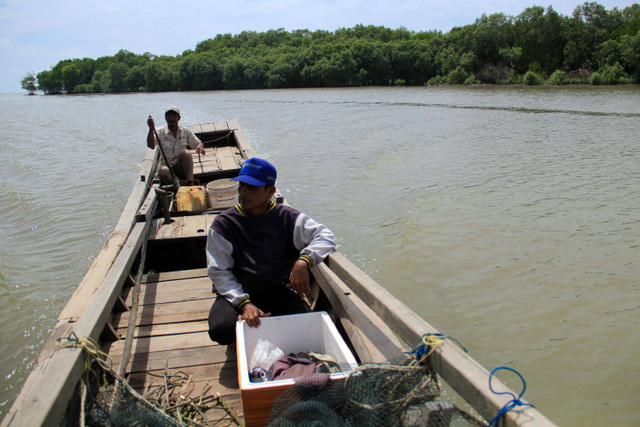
1, 86, 639, 425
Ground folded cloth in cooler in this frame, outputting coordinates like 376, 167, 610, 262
270, 355, 317, 380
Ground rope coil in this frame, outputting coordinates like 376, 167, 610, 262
488, 366, 535, 427
58, 332, 114, 374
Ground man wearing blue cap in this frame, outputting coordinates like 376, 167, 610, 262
206, 158, 337, 346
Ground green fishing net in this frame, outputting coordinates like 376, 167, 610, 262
267, 354, 486, 427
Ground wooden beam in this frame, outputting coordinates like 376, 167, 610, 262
228, 119, 257, 159
136, 182, 158, 222
312, 264, 407, 363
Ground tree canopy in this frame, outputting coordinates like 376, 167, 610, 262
21, 73, 37, 95
27, 2, 640, 94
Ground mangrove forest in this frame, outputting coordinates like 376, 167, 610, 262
24, 2, 640, 94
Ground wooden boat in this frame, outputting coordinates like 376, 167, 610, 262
2, 120, 555, 427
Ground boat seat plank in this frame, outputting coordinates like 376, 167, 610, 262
129, 368, 239, 395
123, 277, 212, 307
193, 157, 225, 172
189, 145, 242, 176
199, 123, 216, 133
111, 344, 233, 371
112, 294, 214, 325
216, 146, 243, 170
123, 349, 230, 378
113, 304, 210, 328
110, 344, 230, 373
143, 268, 208, 283
114, 298, 212, 326
151, 214, 216, 241
108, 330, 213, 357
115, 319, 209, 340
181, 214, 211, 237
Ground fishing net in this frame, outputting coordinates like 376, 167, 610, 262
266, 354, 486, 427
58, 337, 241, 427
60, 359, 182, 427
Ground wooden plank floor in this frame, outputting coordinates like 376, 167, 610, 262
192, 145, 244, 177
151, 213, 217, 241
105, 268, 244, 424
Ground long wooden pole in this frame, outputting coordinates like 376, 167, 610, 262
117, 223, 150, 378
151, 122, 179, 186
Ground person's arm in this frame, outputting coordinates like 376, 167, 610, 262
289, 213, 337, 296
206, 227, 248, 306
185, 128, 206, 155
147, 115, 156, 149
206, 227, 270, 327
238, 302, 270, 328
293, 213, 337, 266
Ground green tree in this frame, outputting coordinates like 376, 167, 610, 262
351, 41, 392, 85
267, 53, 305, 88
223, 58, 246, 89
243, 58, 269, 89
524, 70, 543, 85
107, 62, 129, 92
21, 73, 37, 94
143, 60, 176, 92
592, 61, 629, 83
447, 66, 469, 83
620, 29, 640, 79
499, 46, 522, 69
595, 39, 622, 66
196, 54, 224, 90
36, 70, 63, 94
125, 66, 146, 91
513, 6, 565, 74
548, 69, 568, 84
301, 52, 357, 87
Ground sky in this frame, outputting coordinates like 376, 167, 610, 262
0, 0, 636, 93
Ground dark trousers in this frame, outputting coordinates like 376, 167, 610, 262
208, 284, 311, 345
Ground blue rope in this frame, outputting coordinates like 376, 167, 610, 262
488, 366, 535, 427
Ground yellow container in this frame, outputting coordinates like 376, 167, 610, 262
175, 186, 207, 212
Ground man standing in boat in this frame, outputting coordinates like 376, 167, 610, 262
206, 158, 337, 346
147, 106, 206, 184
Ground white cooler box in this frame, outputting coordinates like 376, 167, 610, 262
236, 311, 358, 426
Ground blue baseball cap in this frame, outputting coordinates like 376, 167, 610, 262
231, 158, 277, 186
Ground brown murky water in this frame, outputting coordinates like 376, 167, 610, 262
1, 86, 639, 425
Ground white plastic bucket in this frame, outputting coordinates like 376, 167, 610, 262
206, 179, 239, 209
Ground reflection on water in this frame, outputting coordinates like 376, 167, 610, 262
1, 86, 639, 426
